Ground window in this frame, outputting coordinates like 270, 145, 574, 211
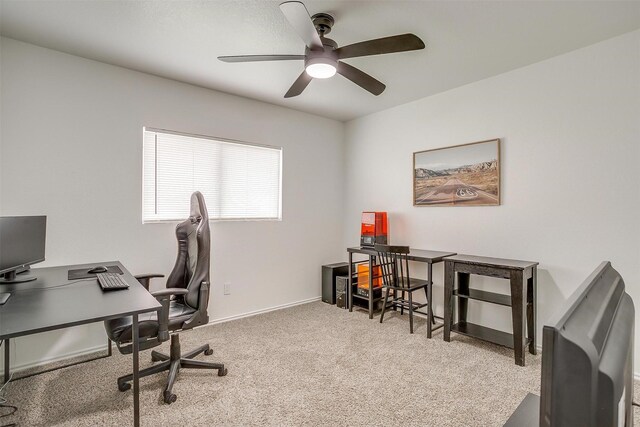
143, 128, 282, 222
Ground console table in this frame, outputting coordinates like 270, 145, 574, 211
347, 247, 456, 338
443, 254, 538, 366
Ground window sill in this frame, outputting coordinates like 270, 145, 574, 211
143, 217, 282, 224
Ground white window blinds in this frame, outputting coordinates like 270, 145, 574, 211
143, 128, 282, 222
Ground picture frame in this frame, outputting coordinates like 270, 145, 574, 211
413, 139, 501, 206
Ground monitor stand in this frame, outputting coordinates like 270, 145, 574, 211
503, 393, 539, 426
0, 293, 9, 305
0, 269, 37, 284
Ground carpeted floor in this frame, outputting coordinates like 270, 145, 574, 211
1, 301, 638, 426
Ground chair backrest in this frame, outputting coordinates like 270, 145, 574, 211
166, 191, 210, 310
375, 244, 411, 289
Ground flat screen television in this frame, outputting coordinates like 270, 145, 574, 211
0, 215, 47, 283
540, 261, 634, 426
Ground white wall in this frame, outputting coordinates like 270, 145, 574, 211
344, 31, 640, 368
0, 38, 345, 370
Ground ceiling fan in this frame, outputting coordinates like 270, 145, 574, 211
218, 1, 425, 98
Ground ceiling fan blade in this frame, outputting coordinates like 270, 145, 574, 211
336, 62, 386, 96
279, 1, 324, 51
284, 71, 313, 98
218, 54, 305, 63
336, 34, 425, 60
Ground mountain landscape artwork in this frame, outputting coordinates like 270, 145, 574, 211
413, 139, 500, 206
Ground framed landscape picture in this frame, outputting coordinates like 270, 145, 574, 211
413, 139, 500, 206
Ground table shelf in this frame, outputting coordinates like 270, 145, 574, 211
451, 321, 514, 349
352, 294, 384, 302
453, 288, 512, 307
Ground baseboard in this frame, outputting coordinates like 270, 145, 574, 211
1, 296, 322, 375
205, 296, 322, 326
1, 342, 109, 375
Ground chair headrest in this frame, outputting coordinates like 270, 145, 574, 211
189, 191, 209, 222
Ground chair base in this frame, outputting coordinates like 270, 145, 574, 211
117, 334, 227, 404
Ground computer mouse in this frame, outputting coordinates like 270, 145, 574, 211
88, 266, 108, 274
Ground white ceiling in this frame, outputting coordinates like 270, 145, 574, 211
1, 0, 639, 122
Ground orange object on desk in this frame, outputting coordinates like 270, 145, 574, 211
360, 211, 388, 246
357, 264, 382, 288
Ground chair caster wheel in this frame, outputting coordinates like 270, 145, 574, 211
164, 391, 177, 404
118, 382, 131, 392
218, 368, 228, 377
204, 348, 213, 356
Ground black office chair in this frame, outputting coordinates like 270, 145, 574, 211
104, 191, 227, 404
375, 244, 435, 334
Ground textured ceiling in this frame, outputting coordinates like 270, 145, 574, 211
1, 0, 639, 121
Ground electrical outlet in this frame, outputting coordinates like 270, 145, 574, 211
224, 283, 231, 295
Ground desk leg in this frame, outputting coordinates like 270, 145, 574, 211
348, 252, 353, 312
510, 270, 526, 366
132, 314, 140, 427
4, 338, 10, 384
527, 267, 537, 355
427, 263, 433, 339
443, 262, 454, 342
368, 255, 373, 319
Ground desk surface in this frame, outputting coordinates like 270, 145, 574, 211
347, 247, 456, 263
445, 254, 539, 270
0, 261, 161, 340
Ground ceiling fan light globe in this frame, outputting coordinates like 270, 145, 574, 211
305, 62, 336, 79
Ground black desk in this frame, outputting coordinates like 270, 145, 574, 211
443, 254, 538, 366
0, 261, 161, 427
347, 247, 456, 338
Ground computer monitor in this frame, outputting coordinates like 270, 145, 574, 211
0, 215, 47, 283
540, 261, 634, 427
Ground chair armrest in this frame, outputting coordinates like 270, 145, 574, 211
151, 288, 189, 298
150, 288, 187, 342
135, 274, 165, 291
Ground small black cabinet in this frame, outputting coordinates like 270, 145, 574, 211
322, 262, 349, 304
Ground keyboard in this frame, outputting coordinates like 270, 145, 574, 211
97, 273, 129, 291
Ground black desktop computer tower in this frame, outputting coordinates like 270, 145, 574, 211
336, 276, 349, 309
321, 262, 349, 304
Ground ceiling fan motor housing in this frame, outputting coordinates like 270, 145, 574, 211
311, 13, 335, 36
304, 44, 338, 70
